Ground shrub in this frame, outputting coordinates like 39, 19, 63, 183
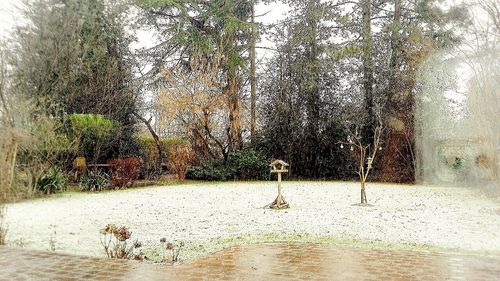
36, 166, 66, 195
227, 149, 270, 180
187, 159, 236, 181
67, 114, 115, 164
187, 149, 270, 181
100, 224, 143, 260
108, 157, 141, 188
17, 117, 75, 197
168, 148, 193, 180
137, 136, 189, 180
79, 170, 109, 192
137, 137, 163, 180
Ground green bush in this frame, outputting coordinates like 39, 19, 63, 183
68, 114, 114, 131
36, 166, 66, 195
187, 159, 236, 181
187, 149, 270, 181
68, 114, 116, 162
227, 149, 270, 180
66, 114, 141, 165
79, 170, 110, 192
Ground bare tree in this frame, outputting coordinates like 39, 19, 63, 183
155, 55, 231, 161
341, 105, 384, 205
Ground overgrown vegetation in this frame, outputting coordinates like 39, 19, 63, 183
17, 117, 75, 198
187, 149, 270, 181
68, 114, 116, 164
36, 166, 66, 195
259, 0, 467, 182
168, 148, 193, 181
78, 170, 110, 192
108, 157, 141, 188
137, 137, 188, 180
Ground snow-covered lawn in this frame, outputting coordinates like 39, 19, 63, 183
4, 181, 500, 259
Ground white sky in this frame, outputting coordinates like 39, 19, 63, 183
0, 0, 19, 39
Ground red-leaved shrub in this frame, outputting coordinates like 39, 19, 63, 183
168, 148, 193, 181
107, 157, 141, 188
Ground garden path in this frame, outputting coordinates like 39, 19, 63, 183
1, 243, 499, 280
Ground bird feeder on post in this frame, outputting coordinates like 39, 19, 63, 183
269, 160, 289, 209
367, 157, 373, 169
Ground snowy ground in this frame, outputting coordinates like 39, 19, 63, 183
4, 181, 500, 260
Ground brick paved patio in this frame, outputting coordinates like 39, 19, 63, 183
1, 243, 499, 280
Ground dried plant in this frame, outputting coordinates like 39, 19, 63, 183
160, 238, 185, 263
0, 128, 24, 199
99, 224, 143, 260
0, 127, 24, 244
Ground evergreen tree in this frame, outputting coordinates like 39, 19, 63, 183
10, 0, 138, 157
260, 0, 468, 180
261, 0, 353, 178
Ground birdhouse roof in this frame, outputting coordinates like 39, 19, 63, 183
270, 159, 289, 167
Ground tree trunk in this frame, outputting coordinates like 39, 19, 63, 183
389, 0, 401, 90
362, 0, 375, 144
249, 0, 257, 145
360, 180, 367, 204
190, 128, 214, 161
133, 112, 164, 171
226, 71, 242, 152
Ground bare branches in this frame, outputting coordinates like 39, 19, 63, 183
155, 55, 230, 160
479, 0, 500, 31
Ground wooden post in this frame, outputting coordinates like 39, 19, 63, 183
269, 160, 289, 209
277, 172, 282, 198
